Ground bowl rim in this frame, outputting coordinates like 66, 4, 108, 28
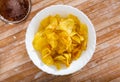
25, 5, 96, 75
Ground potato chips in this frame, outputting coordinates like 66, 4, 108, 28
32, 14, 88, 70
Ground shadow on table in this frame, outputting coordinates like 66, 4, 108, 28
33, 72, 80, 82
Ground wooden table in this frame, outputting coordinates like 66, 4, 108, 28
0, 0, 120, 82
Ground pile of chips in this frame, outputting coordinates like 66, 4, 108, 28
33, 14, 88, 69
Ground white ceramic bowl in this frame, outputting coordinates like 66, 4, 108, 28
25, 5, 96, 75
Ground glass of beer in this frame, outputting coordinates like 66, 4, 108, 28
0, 0, 31, 24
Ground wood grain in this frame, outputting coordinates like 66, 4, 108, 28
0, 0, 120, 82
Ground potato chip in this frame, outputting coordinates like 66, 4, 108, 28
38, 16, 50, 32
58, 18, 75, 34
41, 55, 54, 66
68, 14, 80, 25
32, 32, 42, 50
32, 14, 88, 70
71, 34, 81, 43
54, 61, 61, 70
54, 55, 66, 61
63, 53, 71, 67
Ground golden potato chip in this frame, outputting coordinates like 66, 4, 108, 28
54, 55, 66, 61
63, 53, 71, 67
33, 32, 48, 51
54, 61, 61, 70
50, 16, 58, 26
68, 14, 80, 25
44, 30, 58, 49
41, 48, 51, 58
38, 16, 50, 32
41, 55, 54, 66
55, 14, 61, 23
58, 18, 75, 34
71, 34, 81, 43
32, 32, 42, 50
72, 46, 82, 60
32, 14, 88, 70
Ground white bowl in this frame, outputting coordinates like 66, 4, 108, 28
25, 5, 96, 75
